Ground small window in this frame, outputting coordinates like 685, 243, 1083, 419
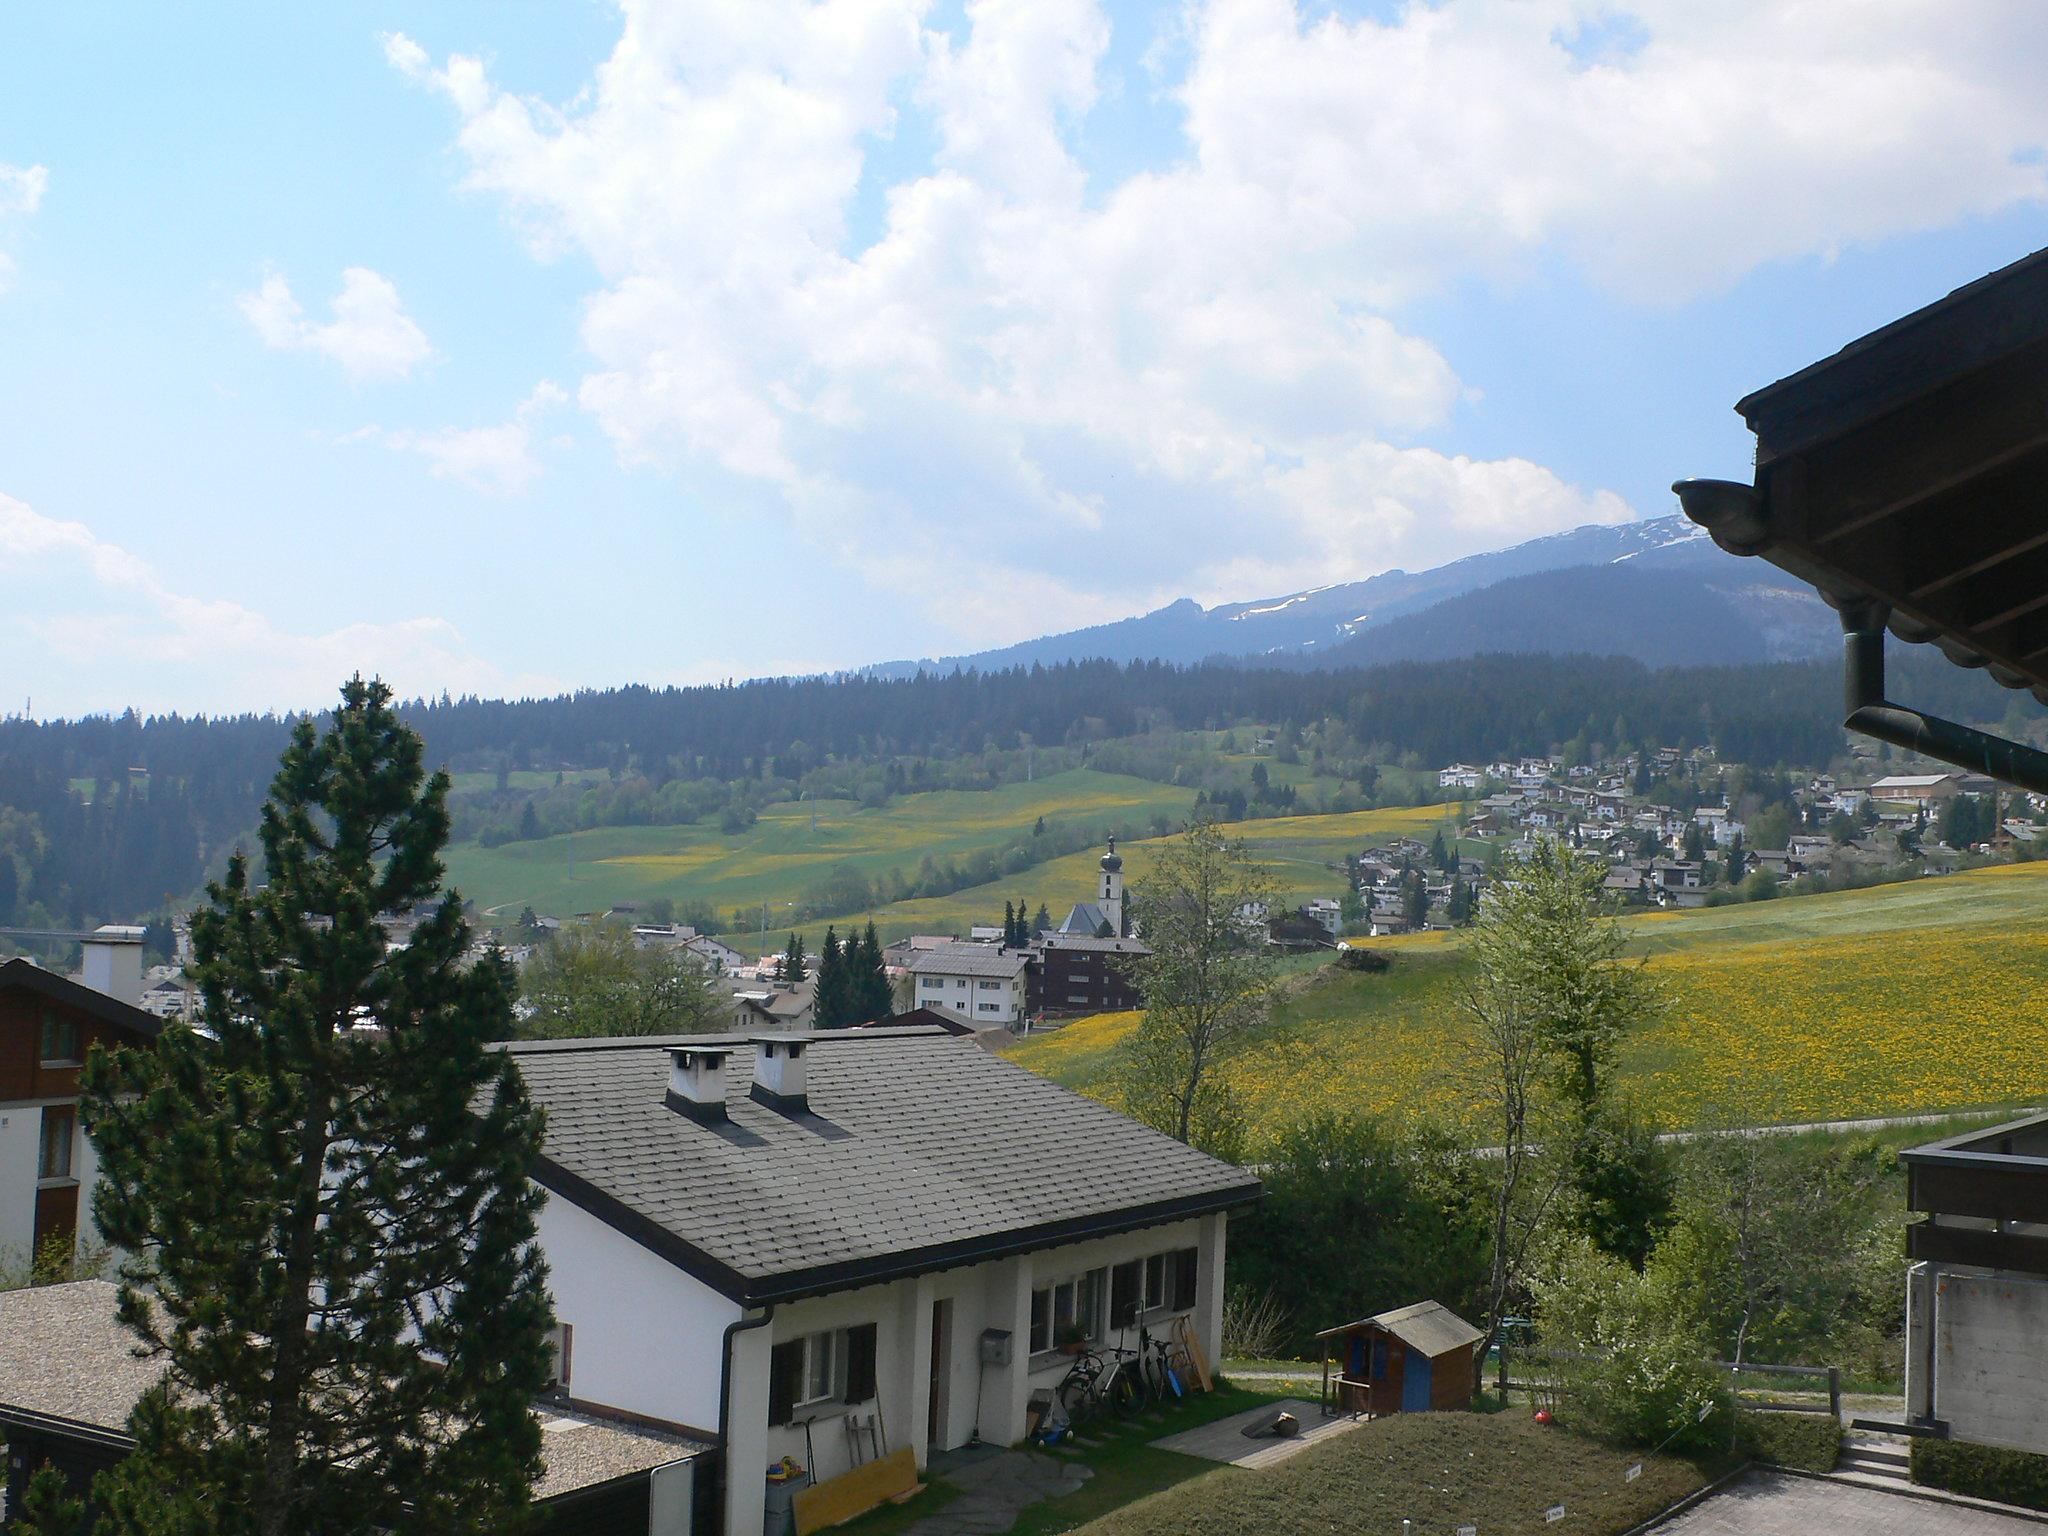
1030, 1287, 1052, 1353
39, 1107, 75, 1181
800, 1330, 837, 1407
40, 1010, 80, 1065
1143, 1253, 1168, 1312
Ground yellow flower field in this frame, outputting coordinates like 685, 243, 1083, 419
1009, 866, 2048, 1136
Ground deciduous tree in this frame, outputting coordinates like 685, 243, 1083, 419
1116, 820, 1275, 1151
521, 923, 722, 1038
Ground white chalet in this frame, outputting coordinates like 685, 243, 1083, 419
513, 1029, 1257, 1536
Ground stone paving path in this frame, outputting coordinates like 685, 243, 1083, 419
1656, 1470, 2048, 1534
901, 1449, 1093, 1536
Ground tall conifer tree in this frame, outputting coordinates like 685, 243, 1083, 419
814, 925, 845, 1027
82, 678, 553, 1536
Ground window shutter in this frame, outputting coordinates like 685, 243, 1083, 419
1172, 1248, 1199, 1312
769, 1340, 802, 1426
844, 1323, 878, 1404
1110, 1261, 1141, 1329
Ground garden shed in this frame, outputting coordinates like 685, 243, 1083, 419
1317, 1301, 1483, 1418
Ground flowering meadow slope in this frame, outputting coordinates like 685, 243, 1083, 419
1006, 862, 2048, 1136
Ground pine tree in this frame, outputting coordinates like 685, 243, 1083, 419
814, 926, 845, 1027
1034, 902, 1052, 934
13, 1464, 87, 1536
1003, 900, 1016, 946
82, 678, 553, 1536
783, 930, 806, 985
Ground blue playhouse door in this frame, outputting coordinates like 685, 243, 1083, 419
1402, 1354, 1432, 1412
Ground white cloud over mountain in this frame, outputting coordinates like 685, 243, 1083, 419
240, 266, 434, 381
389, 0, 2048, 646
0, 493, 546, 716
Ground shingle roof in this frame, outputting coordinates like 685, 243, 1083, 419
503, 1027, 1260, 1305
903, 944, 1030, 978
0, 1282, 705, 1496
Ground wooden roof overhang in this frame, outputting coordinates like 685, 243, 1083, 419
1676, 246, 2048, 791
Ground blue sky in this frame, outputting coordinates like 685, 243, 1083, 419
5, 0, 2048, 718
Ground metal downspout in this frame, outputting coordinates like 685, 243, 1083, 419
717, 1303, 777, 1533
1839, 601, 2048, 794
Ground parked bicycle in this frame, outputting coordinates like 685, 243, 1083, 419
1054, 1346, 1142, 1426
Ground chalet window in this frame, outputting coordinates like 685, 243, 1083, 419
1143, 1253, 1168, 1312
978, 980, 1000, 990
1171, 1247, 1198, 1312
1030, 1267, 1105, 1352
39, 1107, 75, 1182
800, 1330, 837, 1407
769, 1340, 802, 1426
40, 1010, 80, 1065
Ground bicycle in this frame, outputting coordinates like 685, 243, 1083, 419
1055, 1347, 1141, 1427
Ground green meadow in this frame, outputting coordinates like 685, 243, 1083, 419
445, 769, 1198, 937
445, 770, 1467, 953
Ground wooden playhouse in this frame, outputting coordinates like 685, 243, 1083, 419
1317, 1300, 1483, 1418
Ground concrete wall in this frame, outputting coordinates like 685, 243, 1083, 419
1932, 1269, 2048, 1454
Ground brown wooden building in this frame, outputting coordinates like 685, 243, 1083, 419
1, 954, 163, 1265
1024, 934, 1148, 1018
1317, 1301, 1482, 1418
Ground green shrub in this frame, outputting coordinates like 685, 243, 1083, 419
1912, 1437, 2048, 1511
1737, 1410, 1840, 1472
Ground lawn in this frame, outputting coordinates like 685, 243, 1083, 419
1007, 860, 2048, 1135
1071, 1410, 1715, 1536
834, 1382, 1301, 1536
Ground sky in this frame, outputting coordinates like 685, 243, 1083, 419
6, 0, 2048, 719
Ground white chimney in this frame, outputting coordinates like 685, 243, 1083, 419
667, 1045, 731, 1123
750, 1034, 809, 1111
81, 925, 146, 1006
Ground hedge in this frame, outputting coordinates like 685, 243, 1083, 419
1912, 1437, 2048, 1511
1735, 1411, 1840, 1473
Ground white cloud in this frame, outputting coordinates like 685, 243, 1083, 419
0, 492, 549, 715
0, 160, 48, 294
378, 381, 569, 496
239, 266, 434, 381
392, 2, 2048, 645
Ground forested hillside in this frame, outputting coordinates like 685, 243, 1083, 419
0, 647, 2019, 928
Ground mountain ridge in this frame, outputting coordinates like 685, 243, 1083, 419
865, 515, 1830, 676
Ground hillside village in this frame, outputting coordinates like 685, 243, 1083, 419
19, 23, 2048, 1536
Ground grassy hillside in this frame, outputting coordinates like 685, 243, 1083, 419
447, 771, 1462, 952
1006, 860, 2048, 1136
446, 768, 1197, 931
838, 803, 1457, 943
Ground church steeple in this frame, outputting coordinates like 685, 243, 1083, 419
1099, 837, 1124, 936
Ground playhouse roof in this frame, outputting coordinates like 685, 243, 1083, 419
1316, 1299, 1484, 1358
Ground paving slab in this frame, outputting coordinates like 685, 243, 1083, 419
902, 1448, 1091, 1536
1149, 1397, 1371, 1470
1653, 1469, 2047, 1534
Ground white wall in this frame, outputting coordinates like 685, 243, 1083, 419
0, 1106, 38, 1265
1933, 1270, 2048, 1454
535, 1189, 741, 1434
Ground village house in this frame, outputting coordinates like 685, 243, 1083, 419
904, 944, 1030, 1030
1436, 763, 1484, 791
515, 1028, 1257, 1536
1025, 934, 1148, 1019
0, 1281, 714, 1531
1869, 773, 1966, 803
1, 932, 159, 1271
